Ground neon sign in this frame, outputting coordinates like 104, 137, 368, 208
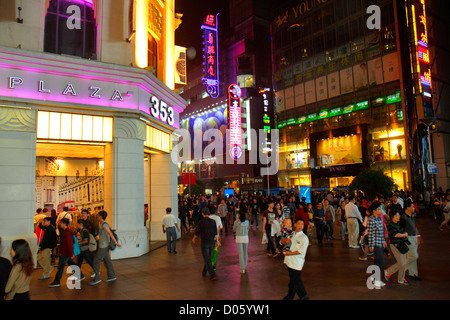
201, 14, 220, 98
228, 84, 243, 160
412, 0, 432, 90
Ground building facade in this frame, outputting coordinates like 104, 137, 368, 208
272, 0, 414, 192
0, 0, 187, 260
178, 0, 277, 195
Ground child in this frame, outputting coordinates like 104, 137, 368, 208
280, 218, 294, 252
5, 239, 33, 300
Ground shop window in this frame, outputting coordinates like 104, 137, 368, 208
44, 0, 97, 59
372, 128, 406, 162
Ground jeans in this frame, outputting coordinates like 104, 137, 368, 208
77, 250, 94, 271
165, 227, 177, 252
283, 267, 308, 300
236, 242, 248, 271
251, 214, 258, 228
340, 221, 347, 239
373, 245, 385, 273
201, 241, 216, 278
325, 220, 334, 240
53, 254, 81, 284
220, 217, 228, 233
315, 222, 325, 243
265, 229, 275, 254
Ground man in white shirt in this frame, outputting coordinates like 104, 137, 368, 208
208, 209, 223, 237
345, 196, 363, 248
162, 208, 180, 254
281, 219, 309, 300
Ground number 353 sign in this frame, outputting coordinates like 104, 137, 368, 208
149, 95, 175, 126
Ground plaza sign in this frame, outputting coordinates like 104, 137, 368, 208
1, 71, 178, 128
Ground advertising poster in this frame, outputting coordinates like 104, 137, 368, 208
368, 58, 384, 86
315, 76, 328, 101
383, 52, 400, 83
327, 72, 340, 98
294, 83, 305, 107
316, 135, 363, 167
284, 86, 295, 110
353, 62, 369, 90
340, 67, 354, 94
304, 80, 316, 105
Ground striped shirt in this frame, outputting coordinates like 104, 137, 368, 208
367, 215, 386, 249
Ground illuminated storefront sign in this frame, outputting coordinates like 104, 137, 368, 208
260, 88, 271, 133
412, 0, 432, 90
1, 73, 178, 127
201, 14, 220, 98
276, 92, 401, 129
275, 0, 328, 27
228, 84, 243, 160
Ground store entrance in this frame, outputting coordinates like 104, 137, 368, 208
35, 142, 106, 228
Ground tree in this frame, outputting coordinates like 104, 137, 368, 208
349, 168, 397, 201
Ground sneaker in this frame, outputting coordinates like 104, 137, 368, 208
90, 279, 102, 286
210, 276, 217, 281
398, 280, 409, 285
384, 271, 392, 282
409, 275, 422, 281
105, 277, 116, 282
374, 280, 386, 288
48, 282, 60, 288
358, 257, 367, 261
38, 275, 50, 280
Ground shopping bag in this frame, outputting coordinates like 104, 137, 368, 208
211, 245, 219, 266
262, 233, 268, 245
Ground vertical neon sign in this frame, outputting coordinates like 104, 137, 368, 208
201, 14, 220, 98
413, 0, 431, 89
411, 0, 433, 118
228, 84, 243, 160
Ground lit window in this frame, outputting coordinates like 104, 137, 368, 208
44, 0, 97, 59
37, 111, 113, 142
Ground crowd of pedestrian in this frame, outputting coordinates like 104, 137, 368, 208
1, 186, 448, 300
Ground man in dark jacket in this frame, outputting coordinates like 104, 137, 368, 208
49, 218, 84, 287
37, 217, 57, 280
192, 208, 219, 280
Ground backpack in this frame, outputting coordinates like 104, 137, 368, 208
73, 235, 80, 256
88, 233, 97, 252
109, 229, 119, 250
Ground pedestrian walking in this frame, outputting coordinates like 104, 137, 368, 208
192, 208, 219, 280
233, 212, 250, 274
37, 217, 57, 280
401, 199, 421, 281
49, 218, 81, 287
281, 220, 310, 300
5, 239, 33, 300
345, 196, 363, 248
385, 212, 409, 285
75, 219, 95, 277
367, 201, 387, 289
90, 211, 121, 285
162, 207, 180, 254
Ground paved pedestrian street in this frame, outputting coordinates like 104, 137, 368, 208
28, 213, 450, 302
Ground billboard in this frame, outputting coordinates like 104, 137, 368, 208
316, 135, 363, 167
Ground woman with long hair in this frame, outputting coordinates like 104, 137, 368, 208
5, 239, 34, 300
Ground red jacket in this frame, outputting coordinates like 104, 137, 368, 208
60, 228, 74, 257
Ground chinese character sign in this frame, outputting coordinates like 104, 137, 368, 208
202, 14, 220, 98
228, 84, 243, 160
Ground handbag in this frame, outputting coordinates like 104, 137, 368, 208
395, 239, 410, 254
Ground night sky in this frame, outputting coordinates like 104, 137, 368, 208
175, 0, 228, 69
